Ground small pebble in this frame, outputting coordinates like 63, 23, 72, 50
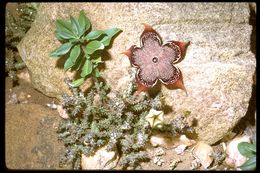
170, 158, 182, 170
175, 144, 187, 155
57, 105, 69, 119
153, 156, 164, 166
154, 147, 165, 156
46, 102, 58, 110
7, 93, 19, 104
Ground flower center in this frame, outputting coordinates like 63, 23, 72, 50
152, 56, 158, 63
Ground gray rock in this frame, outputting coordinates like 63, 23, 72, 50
17, 3, 255, 144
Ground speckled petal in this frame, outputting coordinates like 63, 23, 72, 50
158, 63, 180, 85
121, 45, 137, 66
136, 64, 159, 87
162, 42, 181, 64
166, 41, 190, 64
136, 82, 150, 94
132, 36, 162, 68
131, 47, 146, 67
140, 23, 162, 46
164, 69, 187, 95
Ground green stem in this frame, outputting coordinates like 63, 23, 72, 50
81, 45, 89, 59
14, 62, 26, 70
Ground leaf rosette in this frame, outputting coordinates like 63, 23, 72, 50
50, 10, 122, 87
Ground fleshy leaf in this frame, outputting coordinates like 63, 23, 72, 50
239, 156, 256, 170
78, 10, 91, 35
56, 19, 75, 36
54, 31, 64, 41
55, 30, 76, 40
70, 45, 81, 63
238, 142, 256, 158
80, 59, 93, 77
86, 40, 104, 55
99, 28, 122, 47
71, 55, 84, 71
94, 68, 100, 77
92, 56, 102, 64
71, 78, 85, 87
85, 30, 105, 41
49, 42, 73, 57
104, 28, 121, 38
100, 36, 111, 47
64, 57, 74, 71
70, 16, 81, 36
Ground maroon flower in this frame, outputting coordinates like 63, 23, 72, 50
123, 24, 190, 94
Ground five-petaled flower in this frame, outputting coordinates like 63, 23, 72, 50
145, 108, 165, 129
122, 24, 190, 94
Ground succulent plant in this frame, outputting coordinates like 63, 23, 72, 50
49, 10, 122, 87
237, 141, 256, 170
57, 78, 152, 169
57, 77, 196, 169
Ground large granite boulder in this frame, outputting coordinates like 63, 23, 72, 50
17, 3, 255, 144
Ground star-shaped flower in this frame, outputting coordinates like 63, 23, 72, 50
123, 24, 190, 94
145, 108, 165, 129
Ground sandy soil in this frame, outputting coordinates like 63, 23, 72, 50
5, 69, 68, 170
